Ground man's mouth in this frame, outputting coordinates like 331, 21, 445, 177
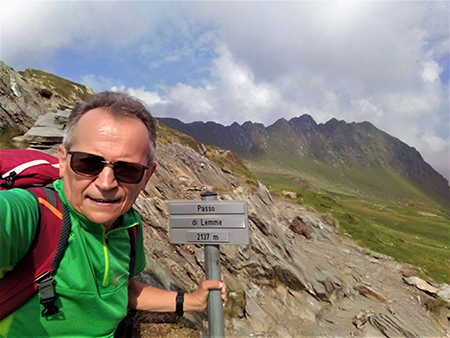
88, 197, 121, 204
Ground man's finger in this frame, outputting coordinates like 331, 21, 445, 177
201, 280, 223, 290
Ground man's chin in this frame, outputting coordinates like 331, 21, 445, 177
84, 211, 120, 228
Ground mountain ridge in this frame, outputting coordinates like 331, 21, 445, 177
157, 116, 449, 205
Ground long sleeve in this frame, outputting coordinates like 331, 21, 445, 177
0, 189, 40, 279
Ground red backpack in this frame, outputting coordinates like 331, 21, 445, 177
0, 149, 60, 190
0, 149, 137, 323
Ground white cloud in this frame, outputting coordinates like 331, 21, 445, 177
80, 74, 121, 93
1, 1, 448, 178
169, 83, 216, 117
210, 44, 281, 124
350, 99, 384, 121
421, 61, 443, 84
1, 1, 164, 69
128, 44, 282, 125
111, 86, 165, 107
421, 134, 448, 154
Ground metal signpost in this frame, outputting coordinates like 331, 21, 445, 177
168, 191, 249, 338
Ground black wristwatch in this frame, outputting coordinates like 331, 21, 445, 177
176, 292, 184, 316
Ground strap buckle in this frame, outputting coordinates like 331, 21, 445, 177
36, 272, 59, 317
0, 171, 16, 189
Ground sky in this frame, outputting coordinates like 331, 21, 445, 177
1, 1, 449, 180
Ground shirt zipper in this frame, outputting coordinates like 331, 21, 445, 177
101, 223, 138, 286
101, 229, 110, 286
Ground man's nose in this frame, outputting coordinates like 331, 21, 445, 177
95, 165, 118, 190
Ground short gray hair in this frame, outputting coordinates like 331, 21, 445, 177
62, 91, 157, 164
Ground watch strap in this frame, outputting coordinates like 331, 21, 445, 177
176, 292, 184, 316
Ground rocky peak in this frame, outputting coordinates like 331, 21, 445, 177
288, 114, 319, 133
266, 117, 290, 133
0, 62, 95, 134
241, 121, 267, 136
320, 117, 351, 133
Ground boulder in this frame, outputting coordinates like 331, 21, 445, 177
437, 283, 450, 304
289, 217, 312, 239
54, 109, 71, 124
282, 190, 297, 199
403, 276, 438, 295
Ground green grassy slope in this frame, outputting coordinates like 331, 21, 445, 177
19, 68, 94, 105
249, 154, 449, 283
250, 149, 447, 208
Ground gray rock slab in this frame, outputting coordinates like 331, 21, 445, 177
34, 113, 65, 130
403, 276, 438, 295
256, 181, 273, 205
369, 313, 421, 338
245, 291, 267, 325
55, 109, 70, 124
25, 126, 65, 144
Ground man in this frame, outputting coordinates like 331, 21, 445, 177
0, 91, 226, 337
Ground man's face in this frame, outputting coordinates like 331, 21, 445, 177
58, 108, 156, 230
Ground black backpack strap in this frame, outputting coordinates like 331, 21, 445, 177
29, 187, 72, 317
114, 226, 138, 338
31, 186, 70, 274
52, 203, 71, 273
42, 186, 58, 209
37, 202, 71, 317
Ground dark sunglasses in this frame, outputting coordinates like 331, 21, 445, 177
67, 151, 149, 184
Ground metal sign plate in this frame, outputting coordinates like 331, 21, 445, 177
168, 200, 249, 245
168, 201, 246, 215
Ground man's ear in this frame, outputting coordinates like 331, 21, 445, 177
57, 145, 68, 178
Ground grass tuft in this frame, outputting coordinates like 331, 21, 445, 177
224, 291, 246, 320
0, 126, 26, 150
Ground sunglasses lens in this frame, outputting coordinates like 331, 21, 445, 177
114, 162, 145, 184
70, 152, 104, 176
69, 151, 147, 183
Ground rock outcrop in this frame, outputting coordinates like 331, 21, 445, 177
0, 61, 47, 131
0, 61, 94, 133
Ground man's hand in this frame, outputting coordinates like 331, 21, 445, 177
128, 275, 226, 313
184, 275, 227, 312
